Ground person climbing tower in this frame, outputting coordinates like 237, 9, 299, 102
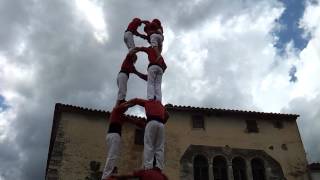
101, 102, 145, 180
116, 51, 147, 106
124, 18, 148, 52
143, 19, 164, 61
131, 46, 167, 101
126, 98, 169, 170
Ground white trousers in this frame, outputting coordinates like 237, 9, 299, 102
150, 33, 164, 49
101, 133, 121, 180
143, 120, 165, 170
124, 31, 135, 51
117, 72, 129, 101
147, 65, 163, 101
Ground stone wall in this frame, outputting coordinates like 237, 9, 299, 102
164, 110, 309, 180
180, 145, 284, 180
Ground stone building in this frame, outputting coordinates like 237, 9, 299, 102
46, 103, 310, 180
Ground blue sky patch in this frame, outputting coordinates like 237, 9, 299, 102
289, 65, 298, 82
273, 0, 312, 83
274, 0, 310, 54
0, 94, 9, 111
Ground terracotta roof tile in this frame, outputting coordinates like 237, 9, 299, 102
55, 103, 145, 120
165, 104, 299, 120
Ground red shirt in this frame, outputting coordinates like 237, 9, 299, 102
134, 169, 168, 180
126, 19, 142, 33
131, 99, 166, 123
120, 54, 135, 74
108, 104, 146, 135
136, 47, 167, 72
109, 103, 128, 125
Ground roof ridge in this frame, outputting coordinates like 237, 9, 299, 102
55, 102, 299, 120
55, 103, 146, 119
165, 103, 299, 118
56, 102, 107, 112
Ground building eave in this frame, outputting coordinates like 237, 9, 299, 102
165, 104, 299, 121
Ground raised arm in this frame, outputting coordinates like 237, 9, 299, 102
133, 21, 149, 39
115, 101, 132, 113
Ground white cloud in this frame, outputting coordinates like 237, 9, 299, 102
290, 0, 320, 102
74, 0, 108, 43
162, 0, 286, 111
281, 0, 320, 161
300, 0, 320, 35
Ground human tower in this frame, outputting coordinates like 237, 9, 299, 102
101, 18, 169, 180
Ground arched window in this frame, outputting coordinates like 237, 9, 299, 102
251, 158, 266, 180
193, 155, 209, 180
232, 157, 247, 180
213, 156, 228, 180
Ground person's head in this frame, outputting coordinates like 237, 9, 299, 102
152, 19, 161, 26
133, 17, 141, 25
133, 17, 141, 22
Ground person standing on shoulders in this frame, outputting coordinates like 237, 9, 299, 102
116, 52, 147, 106
124, 18, 148, 52
101, 102, 146, 180
131, 46, 167, 101
126, 98, 169, 171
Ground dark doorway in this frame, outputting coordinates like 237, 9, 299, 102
213, 156, 228, 180
251, 158, 266, 180
193, 155, 209, 180
232, 157, 247, 180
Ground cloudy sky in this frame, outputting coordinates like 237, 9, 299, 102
0, 0, 320, 179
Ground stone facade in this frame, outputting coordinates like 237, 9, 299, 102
46, 103, 310, 180
180, 145, 284, 180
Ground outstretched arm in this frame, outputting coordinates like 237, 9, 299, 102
141, 20, 150, 24
116, 101, 133, 112
132, 47, 146, 53
133, 68, 147, 81
137, 33, 148, 40
130, 47, 148, 57
133, 30, 147, 39
124, 116, 146, 128
126, 98, 146, 107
